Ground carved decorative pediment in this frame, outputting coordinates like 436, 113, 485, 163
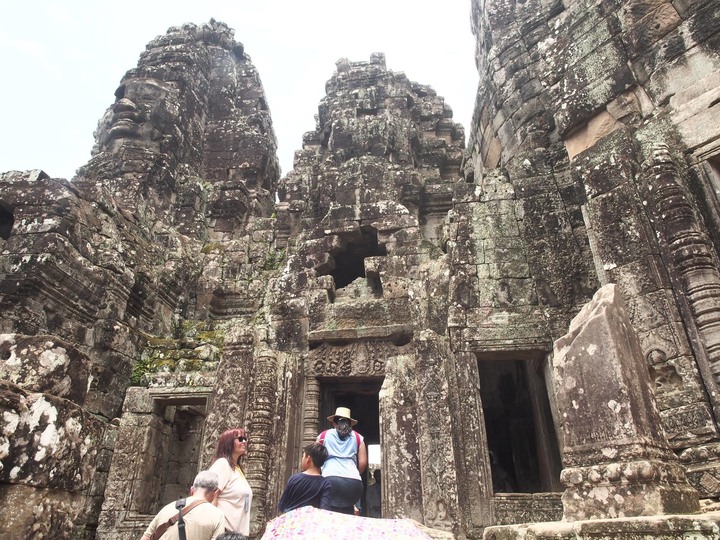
306, 340, 399, 376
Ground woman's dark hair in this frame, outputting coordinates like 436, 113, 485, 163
214, 427, 247, 469
336, 417, 352, 439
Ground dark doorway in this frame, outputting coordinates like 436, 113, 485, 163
0, 203, 13, 241
318, 377, 383, 515
318, 378, 382, 445
477, 356, 561, 494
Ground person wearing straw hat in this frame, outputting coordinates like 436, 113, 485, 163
316, 406, 367, 514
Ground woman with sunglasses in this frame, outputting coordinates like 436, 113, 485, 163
209, 428, 253, 536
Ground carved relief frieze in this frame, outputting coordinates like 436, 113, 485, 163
660, 403, 718, 445
306, 340, 395, 377
640, 145, 720, 385
492, 493, 563, 526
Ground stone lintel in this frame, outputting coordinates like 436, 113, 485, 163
147, 386, 212, 406
308, 323, 413, 344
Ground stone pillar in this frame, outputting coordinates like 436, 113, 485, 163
415, 332, 461, 533
553, 284, 699, 520
380, 352, 424, 522
301, 375, 320, 448
578, 134, 720, 485
245, 345, 278, 535
640, 144, 720, 388
199, 333, 253, 466
448, 350, 494, 535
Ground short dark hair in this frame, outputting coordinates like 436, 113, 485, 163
304, 442, 329, 468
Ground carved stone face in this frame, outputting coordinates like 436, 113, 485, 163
103, 78, 180, 150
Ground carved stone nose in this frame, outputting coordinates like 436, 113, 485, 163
112, 97, 139, 115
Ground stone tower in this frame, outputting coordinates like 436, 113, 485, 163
0, 21, 279, 539
1, 1, 720, 538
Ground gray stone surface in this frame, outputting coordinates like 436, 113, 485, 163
1, 1, 720, 538
553, 284, 699, 520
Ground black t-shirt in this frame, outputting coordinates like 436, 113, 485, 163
278, 472, 332, 513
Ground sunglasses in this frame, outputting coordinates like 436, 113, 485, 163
236, 436, 248, 442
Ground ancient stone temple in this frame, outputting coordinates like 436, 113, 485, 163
1, 0, 720, 538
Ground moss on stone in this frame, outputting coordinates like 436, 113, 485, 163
263, 248, 286, 270
132, 320, 226, 383
201, 242, 226, 254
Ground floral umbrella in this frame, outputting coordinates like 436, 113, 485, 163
261, 506, 437, 539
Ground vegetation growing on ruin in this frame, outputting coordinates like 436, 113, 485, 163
131, 321, 226, 384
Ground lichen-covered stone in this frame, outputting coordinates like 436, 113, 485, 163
2, 0, 720, 537
0, 382, 105, 490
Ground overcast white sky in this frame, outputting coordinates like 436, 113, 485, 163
0, 1, 478, 180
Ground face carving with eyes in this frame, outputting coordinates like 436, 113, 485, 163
101, 78, 181, 151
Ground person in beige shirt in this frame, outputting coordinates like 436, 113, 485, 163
209, 428, 253, 536
140, 470, 226, 540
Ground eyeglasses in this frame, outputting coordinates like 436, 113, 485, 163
236, 436, 247, 442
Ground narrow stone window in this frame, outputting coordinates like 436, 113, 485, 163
477, 355, 562, 494
133, 398, 209, 513
158, 405, 208, 505
0, 203, 13, 240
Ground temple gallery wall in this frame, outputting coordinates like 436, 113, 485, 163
1, 0, 720, 538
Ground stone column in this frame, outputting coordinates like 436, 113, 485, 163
640, 144, 720, 389
245, 345, 278, 534
199, 333, 253, 466
415, 332, 461, 533
448, 350, 494, 535
380, 352, 424, 522
301, 375, 320, 448
578, 135, 720, 486
553, 284, 699, 520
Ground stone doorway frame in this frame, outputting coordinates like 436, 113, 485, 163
96, 386, 212, 540
471, 349, 564, 526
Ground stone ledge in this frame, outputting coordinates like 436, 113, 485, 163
483, 512, 720, 539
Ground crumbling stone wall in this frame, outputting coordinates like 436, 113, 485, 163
468, 0, 720, 502
1, 1, 720, 538
0, 20, 279, 540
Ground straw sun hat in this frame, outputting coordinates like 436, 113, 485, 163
327, 406, 358, 426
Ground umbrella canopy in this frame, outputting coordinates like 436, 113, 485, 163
261, 506, 439, 539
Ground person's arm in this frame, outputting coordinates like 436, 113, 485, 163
320, 479, 332, 511
357, 441, 368, 474
277, 477, 292, 514
209, 458, 230, 506
140, 512, 160, 540
210, 515, 225, 540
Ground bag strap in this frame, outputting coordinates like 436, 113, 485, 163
318, 430, 327, 444
149, 498, 208, 540
176, 498, 187, 540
